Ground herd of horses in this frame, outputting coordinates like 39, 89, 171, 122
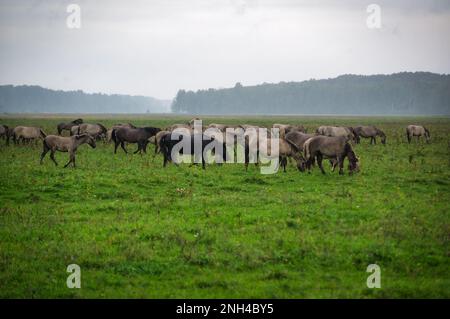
0, 119, 431, 173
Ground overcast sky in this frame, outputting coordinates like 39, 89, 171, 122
0, 0, 449, 99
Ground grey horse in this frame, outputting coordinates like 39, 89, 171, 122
406, 125, 430, 143
354, 126, 386, 144
303, 135, 359, 175
40, 134, 96, 168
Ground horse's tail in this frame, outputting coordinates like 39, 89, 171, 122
303, 137, 313, 161
40, 129, 46, 139
42, 136, 50, 151
57, 124, 62, 135
424, 127, 430, 138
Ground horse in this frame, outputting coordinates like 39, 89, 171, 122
112, 126, 161, 154
40, 134, 96, 168
13, 126, 46, 144
316, 126, 356, 143
354, 126, 386, 144
76, 123, 108, 140
57, 119, 83, 135
406, 125, 430, 143
159, 132, 228, 169
303, 135, 359, 175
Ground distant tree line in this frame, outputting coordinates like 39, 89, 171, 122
171, 72, 450, 115
0, 85, 170, 113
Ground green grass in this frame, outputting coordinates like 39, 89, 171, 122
0, 114, 449, 298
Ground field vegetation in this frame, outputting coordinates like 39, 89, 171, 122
0, 115, 449, 298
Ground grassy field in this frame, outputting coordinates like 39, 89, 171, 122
0, 114, 449, 298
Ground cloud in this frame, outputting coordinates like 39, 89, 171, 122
0, 0, 449, 99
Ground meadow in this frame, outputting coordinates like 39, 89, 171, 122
0, 114, 449, 298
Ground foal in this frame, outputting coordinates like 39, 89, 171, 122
40, 134, 96, 168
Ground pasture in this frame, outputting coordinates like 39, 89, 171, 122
0, 114, 449, 298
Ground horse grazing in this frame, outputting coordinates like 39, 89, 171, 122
159, 133, 227, 169
75, 123, 108, 140
112, 126, 161, 154
57, 119, 83, 135
303, 136, 359, 175
316, 126, 356, 143
40, 134, 96, 168
406, 125, 430, 143
285, 131, 316, 150
13, 126, 46, 144
245, 135, 306, 172
354, 126, 386, 144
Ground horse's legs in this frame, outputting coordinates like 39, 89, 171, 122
373, 137, 377, 145
142, 141, 148, 154
317, 154, 325, 174
330, 159, 337, 172
281, 156, 287, 172
114, 141, 119, 154
50, 150, 58, 166
40, 144, 49, 164
163, 151, 169, 167
338, 155, 344, 175
64, 152, 74, 168
134, 143, 141, 154
120, 141, 128, 154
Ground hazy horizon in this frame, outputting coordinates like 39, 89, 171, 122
1, 0, 450, 100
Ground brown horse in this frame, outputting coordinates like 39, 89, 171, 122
303, 136, 359, 175
57, 119, 83, 135
112, 126, 161, 154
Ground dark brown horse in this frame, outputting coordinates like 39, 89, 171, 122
159, 133, 228, 169
112, 126, 161, 154
57, 119, 83, 135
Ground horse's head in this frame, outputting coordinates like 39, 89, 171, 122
294, 154, 306, 172
79, 134, 96, 149
348, 151, 360, 174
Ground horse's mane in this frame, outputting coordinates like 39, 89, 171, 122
96, 123, 107, 132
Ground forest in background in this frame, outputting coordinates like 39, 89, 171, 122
0, 85, 170, 113
171, 72, 450, 115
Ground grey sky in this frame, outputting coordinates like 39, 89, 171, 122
0, 0, 449, 99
